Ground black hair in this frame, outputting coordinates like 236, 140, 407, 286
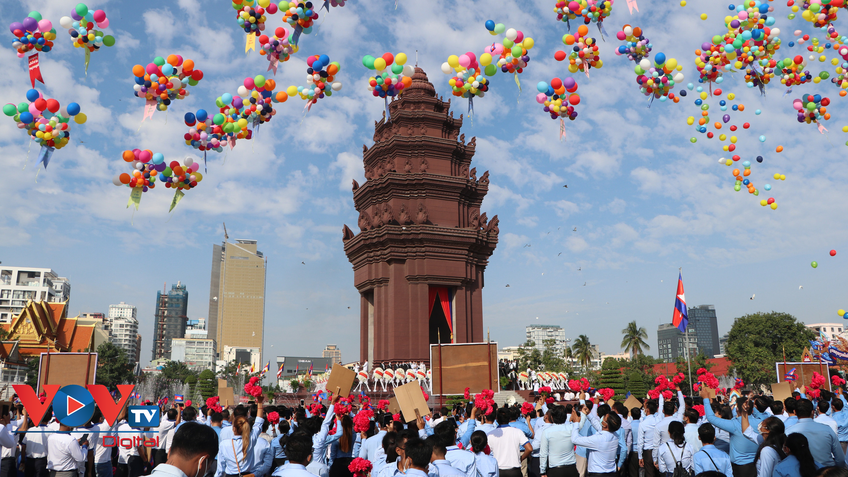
645, 400, 658, 415
211, 412, 223, 423
221, 409, 230, 420
754, 396, 771, 413
718, 405, 733, 420
182, 406, 197, 421
233, 405, 248, 418
301, 416, 322, 436
817, 467, 848, 477
795, 399, 814, 418
284, 431, 313, 464
784, 433, 817, 477
382, 432, 401, 463
91, 407, 103, 425
683, 408, 699, 425
605, 412, 621, 432
755, 417, 786, 465
496, 408, 510, 427
663, 401, 676, 416
426, 435, 446, 457
736, 397, 751, 416
551, 405, 568, 424
278, 421, 291, 435
684, 397, 693, 408
835, 399, 845, 412
167, 408, 178, 420
612, 402, 626, 416
597, 404, 610, 419
697, 423, 715, 444
818, 400, 830, 414
470, 431, 488, 454
668, 421, 685, 447
695, 472, 726, 477
630, 408, 641, 420
170, 422, 219, 460
404, 438, 433, 469
783, 397, 797, 414
770, 401, 784, 415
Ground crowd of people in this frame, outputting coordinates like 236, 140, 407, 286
3, 384, 848, 477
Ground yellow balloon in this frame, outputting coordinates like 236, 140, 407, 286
258, 0, 270, 7
699, 92, 708, 100
373, 58, 386, 71
74, 113, 87, 124
686, 116, 694, 125
480, 53, 492, 67
666, 58, 678, 70
719, 134, 727, 141
760, 200, 767, 206
395, 52, 407, 65
448, 55, 459, 68
195, 172, 203, 182
287, 85, 298, 96
730, 135, 737, 144
727, 93, 735, 100
523, 38, 535, 49
770, 203, 778, 210
700, 13, 707, 19
595, 59, 603, 68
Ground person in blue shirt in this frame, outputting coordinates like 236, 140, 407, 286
150, 423, 219, 477
701, 388, 761, 477
692, 424, 733, 476
401, 438, 434, 477
773, 433, 820, 477
739, 409, 786, 477
784, 399, 845, 468
253, 420, 274, 477
271, 422, 291, 471
272, 433, 313, 477
782, 398, 799, 430
427, 436, 466, 477
470, 432, 498, 477
627, 408, 642, 477
328, 415, 361, 472
433, 408, 479, 477
539, 405, 577, 477
216, 396, 266, 477
830, 394, 848, 453
508, 408, 534, 440
529, 409, 551, 477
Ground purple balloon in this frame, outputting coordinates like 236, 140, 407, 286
71, 12, 82, 21
730, 20, 740, 28
155, 163, 167, 172
563, 77, 576, 89
233, 97, 244, 108
9, 21, 24, 34
22, 17, 38, 32
723, 114, 730, 123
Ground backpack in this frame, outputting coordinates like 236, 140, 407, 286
667, 443, 693, 477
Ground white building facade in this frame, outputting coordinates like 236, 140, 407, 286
0, 267, 70, 323
171, 338, 216, 371
525, 325, 568, 354
108, 302, 139, 364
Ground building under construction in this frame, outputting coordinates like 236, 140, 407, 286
153, 282, 188, 361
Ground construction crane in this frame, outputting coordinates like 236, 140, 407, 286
223, 222, 229, 241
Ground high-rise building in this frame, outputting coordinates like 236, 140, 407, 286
657, 324, 699, 361
322, 344, 342, 365
525, 325, 567, 354
153, 282, 189, 361
221, 346, 261, 371
171, 337, 215, 371
209, 240, 266, 356
719, 332, 729, 356
689, 305, 721, 358
108, 302, 139, 363
0, 267, 70, 323
185, 318, 207, 339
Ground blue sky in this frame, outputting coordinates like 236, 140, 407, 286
2, 0, 846, 368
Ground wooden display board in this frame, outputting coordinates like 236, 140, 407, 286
37, 352, 97, 393
775, 362, 831, 391
325, 363, 356, 397
623, 395, 642, 411
220, 388, 236, 407
394, 381, 431, 423
387, 397, 400, 415
771, 382, 793, 402
430, 342, 498, 396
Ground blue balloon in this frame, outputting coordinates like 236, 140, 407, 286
743, 179, 750, 185
222, 93, 233, 105
161, 64, 174, 76
759, 135, 766, 142
728, 4, 735, 9
655, 52, 666, 65
536, 81, 548, 93
764, 184, 771, 190
485, 20, 495, 31
66, 102, 81, 116
20, 112, 33, 123
152, 153, 165, 164
184, 112, 195, 124
26, 89, 39, 102
756, 156, 763, 163
196, 109, 208, 122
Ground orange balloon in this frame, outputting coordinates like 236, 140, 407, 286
275, 91, 288, 102
732, 169, 740, 176
743, 169, 751, 177
824, 113, 831, 120
736, 175, 743, 181
132, 65, 144, 77
633, 27, 642, 36
122, 150, 135, 162
840, 90, 847, 97
776, 145, 784, 152
119, 173, 131, 184
738, 104, 745, 111
714, 122, 722, 129
166, 54, 180, 66
577, 25, 589, 37
183, 59, 194, 72
564, 35, 576, 45
327, 64, 339, 75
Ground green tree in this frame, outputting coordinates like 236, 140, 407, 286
198, 369, 217, 400
572, 335, 594, 369
24, 358, 38, 387
625, 369, 648, 398
160, 361, 195, 383
599, 358, 626, 400
726, 311, 816, 385
94, 342, 135, 391
516, 340, 543, 371
541, 339, 567, 372
621, 321, 650, 359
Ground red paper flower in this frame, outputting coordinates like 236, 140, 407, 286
598, 388, 614, 401
348, 458, 372, 477
697, 372, 719, 390
672, 373, 685, 385
421, 386, 429, 402
521, 402, 534, 416
692, 404, 705, 417
580, 378, 590, 392
661, 390, 673, 400
648, 389, 660, 400
268, 411, 280, 425
807, 388, 821, 399
206, 396, 223, 413
392, 413, 401, 422
464, 387, 471, 400
244, 376, 263, 398
545, 397, 555, 404
539, 386, 552, 397
353, 409, 373, 433
336, 397, 353, 416
474, 389, 496, 416
832, 375, 846, 387
696, 368, 707, 375
568, 379, 581, 391
377, 400, 390, 412
309, 403, 323, 416
810, 372, 827, 390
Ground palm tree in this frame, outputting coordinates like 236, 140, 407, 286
621, 321, 650, 359
572, 335, 594, 369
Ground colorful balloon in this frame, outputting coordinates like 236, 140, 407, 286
59, 4, 115, 73
4, 89, 84, 169
132, 55, 203, 113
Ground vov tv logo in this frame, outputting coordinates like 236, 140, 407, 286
13, 384, 159, 428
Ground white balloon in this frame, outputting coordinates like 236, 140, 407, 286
441, 62, 452, 74
673, 73, 685, 83
331, 82, 342, 91
112, 175, 123, 186
59, 16, 73, 29
133, 84, 142, 92
403, 65, 415, 77
505, 28, 517, 41
171, 78, 182, 89
184, 157, 194, 167
639, 58, 651, 71
237, 85, 249, 97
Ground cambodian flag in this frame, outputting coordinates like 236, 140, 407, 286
672, 271, 688, 332
175, 394, 184, 403
784, 367, 797, 381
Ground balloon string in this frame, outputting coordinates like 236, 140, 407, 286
24, 138, 31, 170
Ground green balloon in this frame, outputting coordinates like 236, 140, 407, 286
503, 38, 514, 49
734, 184, 742, 191
484, 64, 497, 76
811, 261, 818, 268
188, 78, 199, 86
690, 137, 697, 143
103, 35, 115, 47
391, 64, 403, 74
215, 98, 225, 108
788, 13, 796, 19
17, 102, 28, 113
753, 189, 759, 196
634, 65, 644, 75
820, 71, 830, 79
163, 167, 172, 177
712, 35, 723, 45
494, 23, 505, 34
325, 90, 332, 96
362, 55, 375, 69
213, 113, 225, 125
3, 104, 17, 117
75, 3, 88, 17
254, 75, 266, 87
153, 56, 165, 66
27, 11, 43, 21
511, 45, 523, 57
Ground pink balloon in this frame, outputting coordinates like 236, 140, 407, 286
28, 103, 39, 116
146, 63, 159, 75
37, 19, 52, 33
514, 30, 524, 43
536, 92, 547, 104
139, 150, 152, 163
92, 10, 106, 22
244, 77, 255, 89
458, 54, 471, 68
96, 19, 109, 29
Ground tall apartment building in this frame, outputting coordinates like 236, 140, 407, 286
525, 325, 567, 354
688, 305, 721, 358
171, 337, 215, 371
0, 267, 70, 323
322, 344, 342, 365
208, 240, 266, 356
108, 302, 139, 363
153, 282, 189, 361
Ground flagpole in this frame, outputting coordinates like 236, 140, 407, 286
681, 267, 693, 395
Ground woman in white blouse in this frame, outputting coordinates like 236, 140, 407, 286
655, 421, 694, 476
471, 431, 499, 477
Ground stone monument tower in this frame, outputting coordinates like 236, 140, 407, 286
342, 67, 499, 364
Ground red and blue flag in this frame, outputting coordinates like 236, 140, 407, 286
672, 271, 688, 332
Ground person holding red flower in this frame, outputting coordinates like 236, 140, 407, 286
216, 394, 266, 477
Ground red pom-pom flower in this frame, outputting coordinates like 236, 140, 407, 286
348, 458, 372, 477
521, 402, 535, 416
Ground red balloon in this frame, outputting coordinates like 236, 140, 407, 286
831, 250, 837, 256
45, 99, 60, 113
267, 3, 278, 13
33, 98, 47, 111
551, 78, 563, 89
191, 70, 203, 81
382, 52, 394, 66
554, 50, 567, 61
275, 27, 285, 37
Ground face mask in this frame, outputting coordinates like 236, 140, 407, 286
194, 456, 208, 477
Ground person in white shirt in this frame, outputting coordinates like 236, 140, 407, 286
116, 417, 148, 477
271, 433, 313, 477
87, 408, 119, 477
654, 422, 693, 476
149, 422, 219, 477
488, 408, 532, 477
155, 409, 178, 466
681, 409, 702, 454
0, 407, 21, 477
653, 392, 685, 449
815, 401, 839, 435
570, 405, 621, 477
46, 422, 86, 477
21, 409, 52, 477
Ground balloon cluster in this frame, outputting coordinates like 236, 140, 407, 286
162, 156, 203, 192
635, 52, 684, 102
798, 0, 842, 28
113, 149, 159, 197
777, 56, 812, 87
235, 75, 280, 126
282, 1, 318, 42
184, 109, 229, 153
3, 89, 85, 151
555, 25, 602, 74
9, 12, 56, 57
59, 4, 115, 53
728, 161, 761, 197
536, 77, 580, 120
132, 55, 203, 112
615, 24, 651, 62
363, 52, 414, 98
287, 54, 342, 109
482, 21, 534, 76
443, 52, 490, 99
554, 0, 615, 31
258, 27, 296, 72
234, 0, 277, 34
794, 94, 830, 124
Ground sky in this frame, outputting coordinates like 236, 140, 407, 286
1, 0, 847, 369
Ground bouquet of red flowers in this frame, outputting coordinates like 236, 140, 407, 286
661, 390, 673, 400
353, 409, 373, 433
521, 402, 535, 416
464, 387, 471, 400
811, 372, 827, 390
580, 378, 590, 392
244, 376, 263, 398
358, 395, 371, 410
348, 457, 372, 477
206, 396, 223, 413
648, 389, 660, 400
568, 379, 581, 392
672, 373, 685, 386
421, 386, 429, 402
546, 397, 555, 404
654, 375, 670, 391
309, 403, 324, 416
733, 378, 745, 390
696, 368, 707, 375
336, 397, 353, 415
807, 388, 822, 400
832, 375, 846, 387
376, 400, 390, 412
598, 388, 614, 401
474, 389, 496, 416
697, 371, 720, 390
539, 386, 552, 398
267, 411, 280, 425
692, 404, 705, 417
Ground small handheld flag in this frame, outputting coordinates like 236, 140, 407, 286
174, 394, 184, 403
672, 271, 688, 333
784, 367, 797, 381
